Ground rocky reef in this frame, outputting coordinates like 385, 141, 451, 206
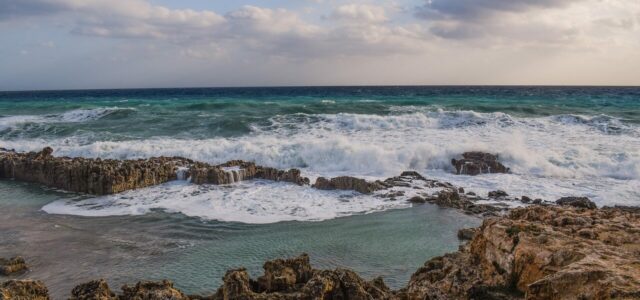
3, 204, 638, 300
451, 152, 510, 175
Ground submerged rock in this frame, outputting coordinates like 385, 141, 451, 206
0, 280, 49, 300
0, 257, 27, 276
451, 152, 510, 175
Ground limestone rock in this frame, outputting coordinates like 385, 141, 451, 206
120, 280, 188, 300
69, 279, 117, 300
405, 205, 640, 299
451, 152, 510, 175
0, 280, 49, 300
0, 257, 27, 276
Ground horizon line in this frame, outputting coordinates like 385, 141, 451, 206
2, 84, 640, 93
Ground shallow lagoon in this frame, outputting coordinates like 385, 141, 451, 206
0, 180, 480, 298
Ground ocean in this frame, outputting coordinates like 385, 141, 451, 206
1, 86, 638, 221
1, 86, 638, 297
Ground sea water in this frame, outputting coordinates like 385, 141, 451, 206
0, 86, 639, 296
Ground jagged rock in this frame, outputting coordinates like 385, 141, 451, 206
0, 148, 189, 195
451, 152, 510, 175
69, 279, 116, 300
213, 254, 393, 299
488, 190, 509, 198
556, 196, 597, 209
405, 205, 640, 299
0, 280, 49, 300
457, 228, 477, 240
257, 254, 314, 292
120, 280, 188, 300
313, 176, 387, 194
0, 257, 27, 276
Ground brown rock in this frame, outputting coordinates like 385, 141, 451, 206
556, 196, 597, 209
0, 257, 27, 276
120, 280, 188, 300
69, 279, 116, 300
313, 176, 387, 194
0, 280, 49, 300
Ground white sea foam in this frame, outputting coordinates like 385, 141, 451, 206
0, 107, 134, 131
42, 180, 408, 224
4, 109, 639, 221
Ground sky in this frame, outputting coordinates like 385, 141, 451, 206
0, 0, 639, 90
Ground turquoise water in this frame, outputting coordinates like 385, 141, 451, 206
0, 180, 479, 298
1, 86, 638, 297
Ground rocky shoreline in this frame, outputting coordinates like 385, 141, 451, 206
2, 147, 638, 299
2, 203, 638, 299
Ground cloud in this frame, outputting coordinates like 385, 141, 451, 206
416, 0, 582, 20
329, 4, 388, 23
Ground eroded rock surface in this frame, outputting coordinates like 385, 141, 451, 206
313, 176, 388, 194
404, 205, 640, 299
0, 280, 49, 300
0, 257, 27, 276
451, 152, 510, 175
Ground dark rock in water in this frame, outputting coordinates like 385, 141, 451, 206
451, 152, 510, 176
0, 257, 27, 276
69, 279, 116, 300
189, 160, 310, 186
408, 196, 426, 204
466, 191, 476, 196
313, 176, 387, 194
400, 171, 426, 181
556, 197, 597, 209
121, 280, 188, 300
457, 228, 477, 240
0, 280, 49, 300
488, 190, 509, 198
532, 199, 542, 204
521, 196, 532, 203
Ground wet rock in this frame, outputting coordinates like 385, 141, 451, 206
451, 152, 510, 176
0, 280, 49, 300
457, 228, 477, 240
399, 171, 426, 181
0, 257, 27, 276
313, 176, 387, 194
69, 279, 117, 300
120, 280, 188, 300
408, 196, 426, 204
521, 196, 532, 203
488, 190, 509, 198
0, 148, 189, 195
556, 197, 597, 209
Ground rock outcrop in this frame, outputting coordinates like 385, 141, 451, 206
0, 280, 49, 300
451, 152, 510, 175
0, 148, 309, 195
403, 205, 640, 299
0, 147, 190, 195
313, 176, 388, 194
556, 196, 597, 209
0, 257, 27, 276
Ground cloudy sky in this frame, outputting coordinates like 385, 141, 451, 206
1, 0, 639, 90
